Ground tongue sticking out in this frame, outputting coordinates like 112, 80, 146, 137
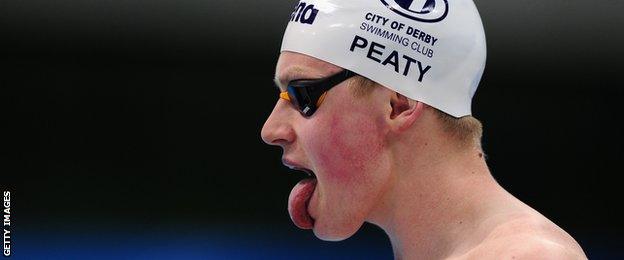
288, 178, 317, 229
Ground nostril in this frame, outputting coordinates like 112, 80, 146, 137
272, 138, 291, 146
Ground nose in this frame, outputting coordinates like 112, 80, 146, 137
261, 100, 296, 147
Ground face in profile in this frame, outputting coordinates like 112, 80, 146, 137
261, 51, 394, 241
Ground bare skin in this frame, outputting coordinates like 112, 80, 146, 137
262, 51, 587, 259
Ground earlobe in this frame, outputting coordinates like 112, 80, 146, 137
389, 92, 425, 132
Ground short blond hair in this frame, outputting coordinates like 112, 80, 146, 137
348, 77, 483, 149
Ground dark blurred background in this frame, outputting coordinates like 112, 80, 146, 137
1, 0, 623, 259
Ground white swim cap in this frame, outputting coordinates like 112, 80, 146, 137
280, 0, 487, 117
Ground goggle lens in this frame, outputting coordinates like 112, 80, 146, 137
278, 70, 356, 117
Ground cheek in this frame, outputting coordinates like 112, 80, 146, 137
309, 110, 386, 184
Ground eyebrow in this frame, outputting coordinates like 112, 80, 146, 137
273, 65, 323, 91
273, 77, 287, 91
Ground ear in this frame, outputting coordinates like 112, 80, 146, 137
389, 92, 426, 132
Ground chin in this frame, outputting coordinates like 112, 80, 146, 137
312, 218, 364, 241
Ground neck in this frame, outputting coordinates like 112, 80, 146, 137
367, 135, 505, 259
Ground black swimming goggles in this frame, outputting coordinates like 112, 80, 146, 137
280, 70, 357, 117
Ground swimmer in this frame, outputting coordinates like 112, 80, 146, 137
262, 0, 587, 259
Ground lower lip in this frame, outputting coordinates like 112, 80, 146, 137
287, 178, 317, 229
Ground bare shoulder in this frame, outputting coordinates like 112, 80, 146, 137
458, 215, 587, 260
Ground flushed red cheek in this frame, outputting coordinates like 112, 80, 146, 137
312, 113, 384, 184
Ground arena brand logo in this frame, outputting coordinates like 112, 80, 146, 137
380, 0, 448, 23
290, 1, 319, 25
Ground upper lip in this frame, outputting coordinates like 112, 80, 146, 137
282, 158, 315, 177
282, 158, 304, 170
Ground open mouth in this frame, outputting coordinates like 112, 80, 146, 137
293, 167, 316, 178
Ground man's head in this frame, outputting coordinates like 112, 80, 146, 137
262, 0, 487, 241
262, 51, 483, 240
